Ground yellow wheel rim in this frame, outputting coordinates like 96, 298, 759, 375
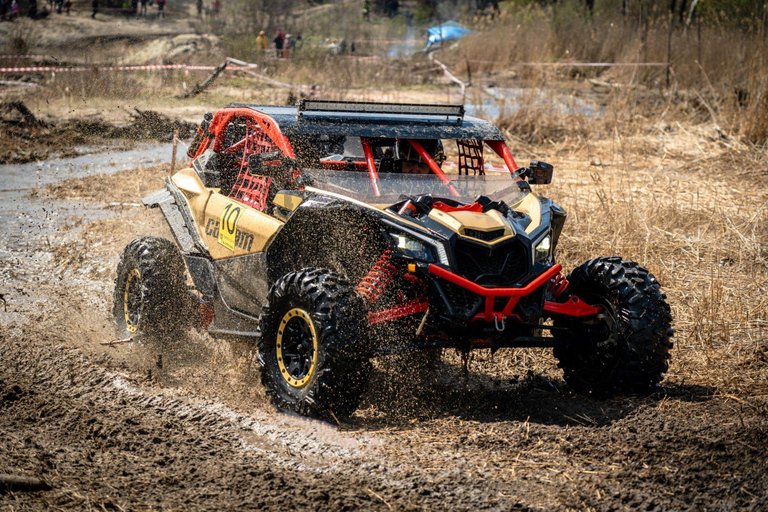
276, 308, 318, 388
123, 268, 141, 333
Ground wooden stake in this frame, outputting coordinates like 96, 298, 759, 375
100, 337, 137, 346
170, 129, 178, 175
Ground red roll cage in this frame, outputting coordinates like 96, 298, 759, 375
190, 107, 523, 198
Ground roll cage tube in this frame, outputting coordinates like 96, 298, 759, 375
406, 139, 460, 197
485, 140, 522, 180
191, 107, 296, 160
360, 137, 382, 197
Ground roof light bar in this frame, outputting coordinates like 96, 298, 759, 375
298, 100, 464, 119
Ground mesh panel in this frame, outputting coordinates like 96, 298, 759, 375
227, 121, 279, 212
457, 139, 485, 176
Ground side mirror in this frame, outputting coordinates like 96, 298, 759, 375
521, 160, 553, 185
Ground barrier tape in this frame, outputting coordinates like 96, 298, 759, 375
0, 63, 257, 73
467, 60, 671, 67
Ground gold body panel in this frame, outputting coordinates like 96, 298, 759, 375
171, 169, 284, 260
511, 193, 542, 234
272, 192, 304, 211
170, 168, 212, 237
428, 208, 515, 244
203, 193, 284, 259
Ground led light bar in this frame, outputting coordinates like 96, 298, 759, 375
298, 99, 464, 119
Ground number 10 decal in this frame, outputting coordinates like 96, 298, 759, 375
218, 202, 242, 251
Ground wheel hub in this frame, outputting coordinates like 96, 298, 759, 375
276, 308, 318, 388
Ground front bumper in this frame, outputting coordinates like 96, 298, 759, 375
427, 263, 600, 323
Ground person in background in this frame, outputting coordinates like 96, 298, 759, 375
196, 0, 202, 17
64, 0, 71, 14
256, 30, 268, 54
273, 30, 284, 58
0, 0, 7, 21
362, 0, 369, 21
156, 0, 165, 18
212, 0, 220, 14
28, 0, 37, 18
139, 0, 147, 16
91, 0, 98, 18
284, 33, 292, 58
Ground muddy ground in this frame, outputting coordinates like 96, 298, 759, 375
1, 6, 767, 509
0, 103, 196, 165
1, 147, 767, 511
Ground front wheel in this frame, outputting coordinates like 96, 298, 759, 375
256, 269, 372, 421
113, 237, 190, 343
553, 257, 673, 397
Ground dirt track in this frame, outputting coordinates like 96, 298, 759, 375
1, 155, 766, 511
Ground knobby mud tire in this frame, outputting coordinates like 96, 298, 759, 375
113, 236, 190, 344
256, 269, 372, 422
553, 257, 674, 397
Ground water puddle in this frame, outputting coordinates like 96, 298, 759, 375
466, 86, 601, 119
0, 144, 173, 282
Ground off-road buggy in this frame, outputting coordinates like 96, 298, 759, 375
114, 100, 673, 420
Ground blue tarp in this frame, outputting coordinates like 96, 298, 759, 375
425, 21, 472, 49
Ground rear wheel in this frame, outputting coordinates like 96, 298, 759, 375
113, 237, 190, 343
256, 269, 372, 421
553, 257, 673, 396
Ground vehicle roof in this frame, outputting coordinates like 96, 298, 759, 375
225, 103, 505, 141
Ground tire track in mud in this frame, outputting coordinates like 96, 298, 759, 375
0, 333, 523, 510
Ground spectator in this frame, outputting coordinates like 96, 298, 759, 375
196, 0, 202, 17
362, 0, 369, 21
256, 30, 268, 53
64, 0, 71, 14
28, 0, 37, 18
273, 30, 284, 58
156, 0, 165, 18
91, 0, 98, 18
0, 0, 7, 21
213, 0, 220, 14
130, 0, 137, 15
8, 0, 18, 20
139, 0, 147, 16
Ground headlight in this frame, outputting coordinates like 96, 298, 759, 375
391, 233, 434, 262
534, 235, 551, 263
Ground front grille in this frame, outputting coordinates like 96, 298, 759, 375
439, 279, 481, 317
453, 239, 529, 286
463, 228, 505, 242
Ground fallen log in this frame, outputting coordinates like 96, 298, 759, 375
5, 101, 43, 126
183, 60, 228, 98
0, 474, 51, 493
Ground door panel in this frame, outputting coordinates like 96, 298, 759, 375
203, 192, 283, 260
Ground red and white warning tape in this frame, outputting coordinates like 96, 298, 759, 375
0, 64, 189, 73
467, 59, 671, 68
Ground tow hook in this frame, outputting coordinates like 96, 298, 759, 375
494, 315, 506, 332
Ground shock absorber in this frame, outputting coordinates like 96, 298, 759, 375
549, 272, 570, 298
357, 249, 400, 304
